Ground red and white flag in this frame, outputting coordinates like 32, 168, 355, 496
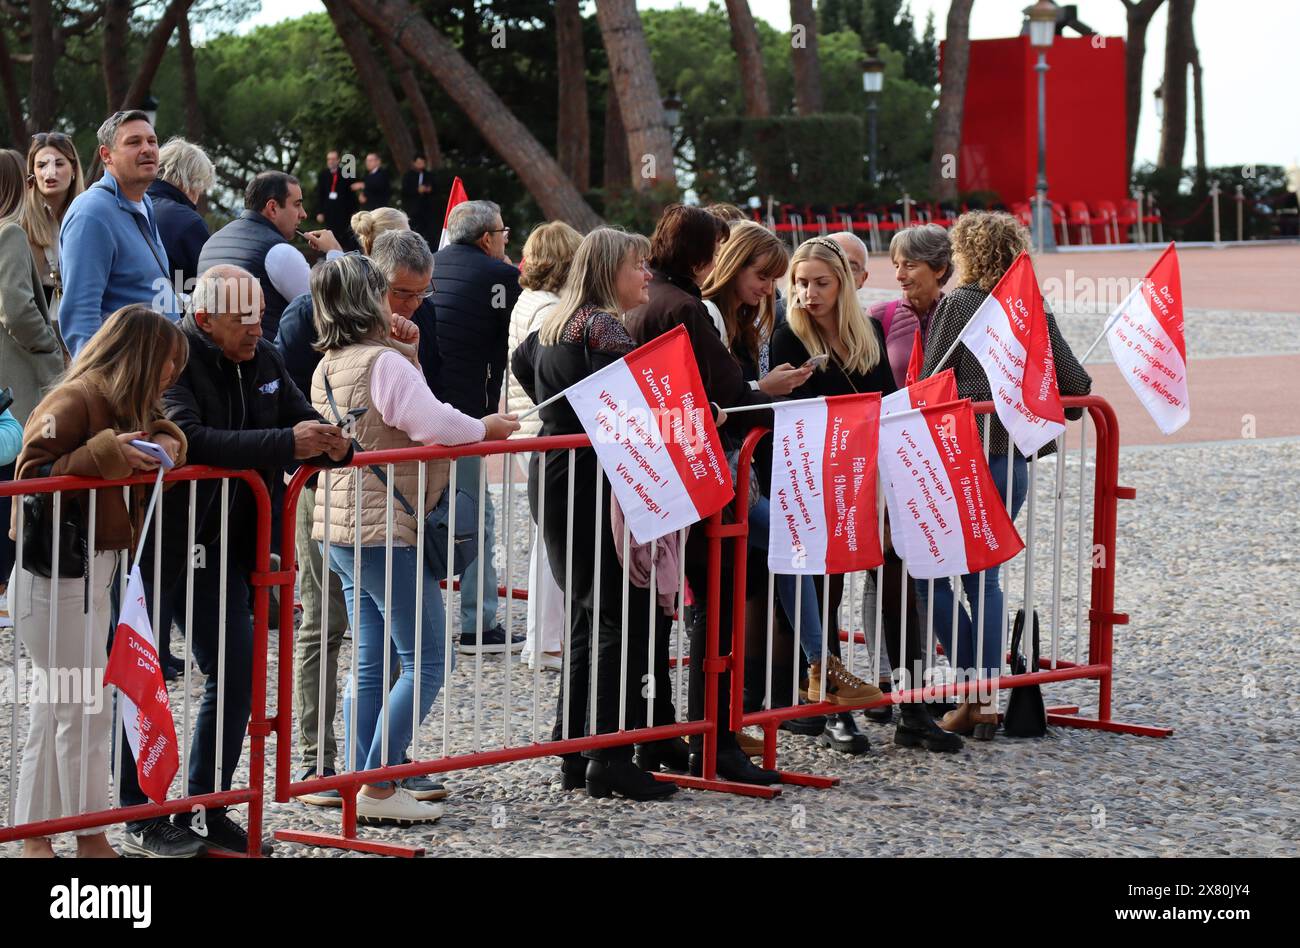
1105, 243, 1188, 434
767, 393, 884, 575
563, 325, 732, 544
881, 367, 959, 417
438, 176, 469, 249
904, 329, 925, 387
878, 398, 1023, 579
103, 566, 178, 804
957, 252, 1065, 455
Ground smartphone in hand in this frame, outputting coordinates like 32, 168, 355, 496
803, 354, 830, 370
129, 439, 175, 470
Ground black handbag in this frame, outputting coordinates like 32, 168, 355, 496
1004, 607, 1048, 738
21, 463, 89, 579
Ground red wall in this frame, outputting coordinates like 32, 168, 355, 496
953, 36, 1127, 213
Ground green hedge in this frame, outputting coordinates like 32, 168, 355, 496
697, 114, 865, 206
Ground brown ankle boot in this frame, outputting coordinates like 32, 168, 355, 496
806, 656, 884, 706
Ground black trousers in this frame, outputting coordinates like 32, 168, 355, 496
122, 553, 254, 830
816, 550, 927, 687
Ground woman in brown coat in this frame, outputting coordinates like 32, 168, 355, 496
10, 304, 187, 857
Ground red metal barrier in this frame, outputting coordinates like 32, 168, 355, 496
0, 465, 274, 857
719, 396, 1172, 787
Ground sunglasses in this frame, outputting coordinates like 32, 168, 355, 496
31, 131, 72, 147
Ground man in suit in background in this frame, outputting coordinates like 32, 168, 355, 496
314, 149, 358, 250
352, 151, 390, 209
401, 154, 437, 244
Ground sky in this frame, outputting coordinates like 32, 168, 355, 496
238, 0, 1298, 172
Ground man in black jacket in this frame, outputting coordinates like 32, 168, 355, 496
401, 155, 437, 243
352, 151, 391, 209
431, 199, 522, 653
119, 265, 351, 858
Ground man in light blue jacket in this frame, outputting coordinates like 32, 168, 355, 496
59, 110, 181, 359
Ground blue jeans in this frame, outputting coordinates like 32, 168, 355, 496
328, 543, 449, 775
454, 455, 500, 636
917, 453, 1029, 678
747, 497, 824, 660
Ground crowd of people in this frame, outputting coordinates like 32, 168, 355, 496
1, 109, 1090, 857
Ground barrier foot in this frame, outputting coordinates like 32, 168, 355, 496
273, 829, 426, 858
776, 770, 840, 789
1047, 711, 1173, 738
1046, 705, 1080, 715
652, 772, 783, 799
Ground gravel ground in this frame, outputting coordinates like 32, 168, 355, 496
3, 434, 1295, 858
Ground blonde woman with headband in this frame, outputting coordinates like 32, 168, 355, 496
773, 236, 963, 754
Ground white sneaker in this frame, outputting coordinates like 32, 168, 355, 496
524, 650, 563, 672
356, 787, 444, 825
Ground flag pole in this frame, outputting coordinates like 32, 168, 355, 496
131, 466, 168, 575
517, 389, 567, 421
1078, 310, 1126, 364
719, 395, 825, 415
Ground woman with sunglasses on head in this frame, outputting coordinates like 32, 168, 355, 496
772, 236, 963, 753
20, 131, 84, 319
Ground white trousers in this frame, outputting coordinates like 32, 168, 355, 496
12, 553, 117, 836
525, 532, 565, 654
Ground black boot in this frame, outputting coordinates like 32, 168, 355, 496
558, 754, 586, 790
863, 680, 894, 724
689, 744, 781, 786
778, 711, 826, 736
585, 756, 678, 801
894, 702, 964, 752
819, 712, 871, 755
633, 737, 691, 774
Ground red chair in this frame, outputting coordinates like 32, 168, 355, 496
1116, 199, 1141, 242
1011, 201, 1034, 228
1067, 201, 1106, 244
1051, 201, 1071, 245
1094, 200, 1122, 244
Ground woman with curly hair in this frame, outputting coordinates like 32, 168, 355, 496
918, 211, 1091, 740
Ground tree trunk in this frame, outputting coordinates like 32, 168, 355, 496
28, 0, 57, 131
725, 0, 771, 118
119, 0, 199, 112
603, 86, 631, 196
347, 0, 602, 229
555, 0, 591, 191
1157, 0, 1193, 170
595, 0, 675, 193
0, 26, 28, 146
323, 0, 416, 174
789, 0, 823, 114
178, 12, 204, 141
929, 0, 975, 203
379, 32, 443, 168
102, 0, 132, 114
1121, 0, 1165, 180
1189, 28, 1206, 193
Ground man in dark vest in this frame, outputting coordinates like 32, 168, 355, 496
198, 171, 342, 343
431, 199, 522, 655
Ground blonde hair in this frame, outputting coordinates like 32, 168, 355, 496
17, 136, 84, 252
786, 237, 881, 376
0, 149, 23, 227
949, 211, 1030, 292
54, 304, 187, 431
311, 252, 398, 353
157, 137, 215, 196
701, 220, 788, 362
351, 206, 409, 255
539, 228, 650, 346
519, 221, 582, 293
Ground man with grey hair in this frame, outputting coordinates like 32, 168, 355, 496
59, 109, 181, 357
827, 230, 873, 310
148, 137, 217, 289
371, 228, 443, 396
119, 264, 351, 857
430, 199, 522, 654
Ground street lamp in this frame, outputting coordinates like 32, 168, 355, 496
1026, 1, 1057, 253
861, 48, 885, 186
662, 93, 683, 130
140, 91, 159, 129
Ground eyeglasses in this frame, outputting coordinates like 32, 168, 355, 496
391, 284, 435, 303
486, 227, 511, 239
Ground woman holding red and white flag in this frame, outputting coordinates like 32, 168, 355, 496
774, 236, 963, 754
9, 305, 188, 857
918, 212, 1091, 739
512, 227, 684, 802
